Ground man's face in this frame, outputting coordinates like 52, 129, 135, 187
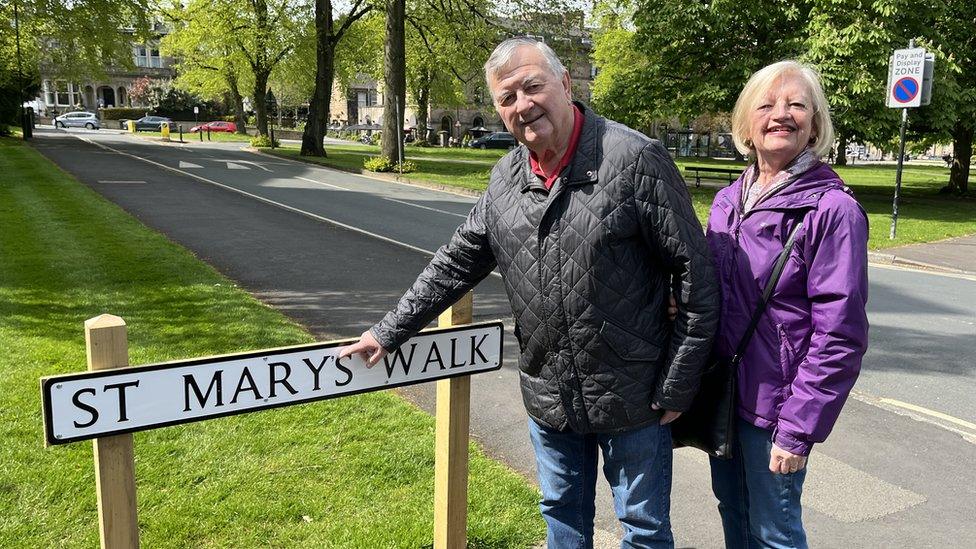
488, 46, 573, 153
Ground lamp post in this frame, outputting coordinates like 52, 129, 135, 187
454, 120, 461, 147
265, 89, 277, 149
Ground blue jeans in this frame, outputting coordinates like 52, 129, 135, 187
527, 418, 674, 549
709, 418, 808, 549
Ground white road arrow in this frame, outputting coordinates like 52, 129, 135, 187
226, 162, 250, 170
178, 161, 203, 168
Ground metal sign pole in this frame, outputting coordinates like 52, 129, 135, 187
890, 106, 908, 239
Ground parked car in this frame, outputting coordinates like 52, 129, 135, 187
189, 121, 238, 133
125, 116, 176, 132
53, 111, 100, 130
468, 132, 517, 150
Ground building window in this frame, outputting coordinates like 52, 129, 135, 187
44, 80, 54, 105
56, 81, 70, 105
134, 44, 162, 68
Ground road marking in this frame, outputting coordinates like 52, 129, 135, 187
72, 136, 441, 258
97, 180, 146, 184
295, 176, 346, 190
179, 161, 203, 168
868, 262, 976, 282
383, 197, 468, 219
226, 162, 249, 170
213, 159, 274, 172
852, 390, 976, 444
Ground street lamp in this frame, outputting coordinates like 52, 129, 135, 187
454, 120, 461, 147
265, 88, 278, 148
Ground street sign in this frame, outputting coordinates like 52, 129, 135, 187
41, 322, 503, 445
193, 106, 199, 114
887, 48, 926, 108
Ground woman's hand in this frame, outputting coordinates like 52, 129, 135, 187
769, 444, 807, 474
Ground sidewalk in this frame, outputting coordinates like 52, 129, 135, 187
869, 234, 976, 276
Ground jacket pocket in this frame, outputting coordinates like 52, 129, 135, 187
777, 323, 797, 389
600, 320, 663, 363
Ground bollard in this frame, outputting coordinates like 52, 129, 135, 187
207, 128, 211, 141
161, 123, 170, 141
270, 127, 276, 149
178, 125, 183, 143
85, 315, 140, 549
433, 292, 473, 549
199, 125, 203, 142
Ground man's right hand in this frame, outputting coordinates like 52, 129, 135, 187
338, 330, 388, 367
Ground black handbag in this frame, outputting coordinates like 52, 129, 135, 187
671, 222, 803, 459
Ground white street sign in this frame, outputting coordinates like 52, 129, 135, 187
42, 322, 503, 445
887, 48, 926, 108
193, 106, 199, 114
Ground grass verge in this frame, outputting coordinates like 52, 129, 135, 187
0, 136, 544, 548
263, 143, 975, 250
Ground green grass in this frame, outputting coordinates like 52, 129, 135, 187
266, 143, 973, 250
0, 137, 545, 548
139, 129, 253, 143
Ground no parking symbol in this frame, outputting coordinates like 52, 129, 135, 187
892, 77, 919, 104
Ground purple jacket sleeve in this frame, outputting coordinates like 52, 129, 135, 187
774, 191, 869, 456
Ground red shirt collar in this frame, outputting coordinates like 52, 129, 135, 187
529, 105, 584, 190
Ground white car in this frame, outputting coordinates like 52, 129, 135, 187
53, 111, 101, 130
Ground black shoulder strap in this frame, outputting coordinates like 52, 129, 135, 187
731, 222, 803, 364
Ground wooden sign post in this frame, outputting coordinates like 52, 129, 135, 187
434, 292, 473, 549
85, 314, 139, 549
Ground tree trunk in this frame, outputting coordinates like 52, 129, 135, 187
415, 68, 430, 145
835, 132, 848, 166
254, 71, 269, 137
381, 0, 406, 162
948, 122, 972, 194
301, 0, 335, 157
225, 71, 248, 135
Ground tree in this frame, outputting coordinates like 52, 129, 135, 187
299, 0, 372, 156
404, 0, 495, 145
160, 0, 253, 134
0, 0, 151, 129
381, 0, 406, 162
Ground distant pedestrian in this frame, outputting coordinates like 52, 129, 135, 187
340, 37, 719, 547
705, 60, 869, 548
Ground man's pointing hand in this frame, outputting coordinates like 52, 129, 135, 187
338, 330, 388, 367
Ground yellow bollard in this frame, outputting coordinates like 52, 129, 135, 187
161, 123, 170, 141
127, 120, 135, 133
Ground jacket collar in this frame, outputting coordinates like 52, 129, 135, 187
517, 101, 601, 193
728, 162, 844, 214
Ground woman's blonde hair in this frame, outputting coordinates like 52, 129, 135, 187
730, 60, 834, 158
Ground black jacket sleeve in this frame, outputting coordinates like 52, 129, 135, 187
370, 193, 497, 351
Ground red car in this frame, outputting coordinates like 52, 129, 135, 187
189, 121, 238, 133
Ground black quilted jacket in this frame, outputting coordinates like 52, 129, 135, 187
372, 104, 719, 433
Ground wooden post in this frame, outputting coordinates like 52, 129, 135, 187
433, 292, 473, 549
85, 314, 139, 549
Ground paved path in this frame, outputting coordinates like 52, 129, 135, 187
28, 127, 976, 548
871, 234, 976, 276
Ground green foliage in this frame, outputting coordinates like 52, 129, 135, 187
99, 107, 150, 120
249, 134, 279, 148
363, 155, 417, 173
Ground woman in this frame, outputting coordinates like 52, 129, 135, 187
706, 61, 869, 548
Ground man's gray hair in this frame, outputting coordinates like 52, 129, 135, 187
484, 37, 568, 85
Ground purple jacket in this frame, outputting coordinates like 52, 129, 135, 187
706, 163, 869, 456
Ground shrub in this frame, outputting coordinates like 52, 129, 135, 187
249, 134, 279, 148
100, 107, 149, 120
363, 156, 416, 173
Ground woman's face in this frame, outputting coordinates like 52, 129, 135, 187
748, 75, 815, 167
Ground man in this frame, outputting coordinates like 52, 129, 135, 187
340, 38, 719, 547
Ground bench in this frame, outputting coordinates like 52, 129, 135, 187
684, 166, 740, 188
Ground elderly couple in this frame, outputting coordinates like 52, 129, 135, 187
341, 38, 868, 549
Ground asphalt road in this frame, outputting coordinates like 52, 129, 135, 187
30, 127, 976, 548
